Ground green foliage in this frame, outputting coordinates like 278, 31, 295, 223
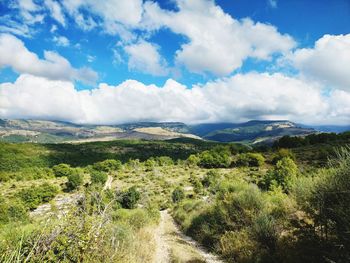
52, 163, 72, 177
274, 132, 350, 148
198, 146, 231, 168
235, 152, 265, 167
90, 170, 108, 185
262, 157, 298, 191
308, 148, 350, 260
172, 187, 185, 203
93, 159, 122, 172
119, 186, 141, 209
189, 175, 203, 193
186, 154, 200, 166
0, 199, 28, 224
272, 148, 296, 164
17, 183, 59, 210
202, 170, 221, 188
155, 156, 174, 166
66, 169, 84, 191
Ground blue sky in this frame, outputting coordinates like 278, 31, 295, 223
0, 0, 350, 124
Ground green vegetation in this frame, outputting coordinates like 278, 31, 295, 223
172, 187, 185, 203
90, 170, 108, 185
17, 183, 59, 210
0, 137, 350, 262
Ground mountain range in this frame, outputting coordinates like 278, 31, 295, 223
0, 119, 349, 144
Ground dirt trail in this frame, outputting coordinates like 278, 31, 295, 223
154, 210, 224, 263
103, 175, 113, 190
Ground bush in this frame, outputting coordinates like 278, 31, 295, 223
272, 148, 295, 164
236, 153, 265, 167
52, 163, 73, 177
186, 154, 200, 166
93, 159, 122, 172
172, 187, 185, 203
0, 199, 28, 223
17, 183, 59, 210
309, 148, 350, 260
198, 148, 231, 168
202, 170, 221, 188
66, 170, 84, 191
90, 170, 108, 185
120, 186, 140, 209
262, 157, 298, 191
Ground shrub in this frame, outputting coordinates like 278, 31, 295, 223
198, 147, 231, 168
236, 153, 265, 167
93, 159, 122, 172
66, 170, 84, 191
309, 148, 350, 259
155, 156, 174, 166
52, 163, 73, 177
90, 170, 108, 185
272, 148, 295, 164
189, 175, 203, 193
172, 187, 185, 203
262, 157, 298, 191
120, 186, 140, 209
202, 170, 221, 188
0, 199, 28, 223
186, 154, 200, 166
17, 183, 59, 210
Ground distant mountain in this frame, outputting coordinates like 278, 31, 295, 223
300, 124, 350, 133
0, 119, 199, 143
0, 119, 324, 144
190, 120, 315, 144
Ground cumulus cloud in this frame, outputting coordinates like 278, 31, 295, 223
1, 72, 348, 125
124, 40, 169, 76
0, 34, 97, 84
143, 0, 296, 76
291, 34, 350, 92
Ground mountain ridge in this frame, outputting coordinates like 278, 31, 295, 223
0, 118, 349, 144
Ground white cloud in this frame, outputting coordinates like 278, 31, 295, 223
291, 34, 350, 92
142, 0, 296, 76
124, 40, 168, 76
53, 35, 70, 47
44, 0, 66, 26
1, 72, 348, 125
61, 0, 142, 40
0, 34, 97, 84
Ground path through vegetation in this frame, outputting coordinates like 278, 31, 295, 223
154, 210, 223, 263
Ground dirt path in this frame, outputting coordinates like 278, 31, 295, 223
103, 175, 113, 190
154, 210, 224, 263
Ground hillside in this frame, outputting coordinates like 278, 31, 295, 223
191, 120, 315, 143
2, 119, 349, 144
0, 119, 198, 143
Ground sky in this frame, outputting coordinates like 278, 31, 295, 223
0, 0, 350, 125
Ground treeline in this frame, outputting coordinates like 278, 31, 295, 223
274, 132, 350, 148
